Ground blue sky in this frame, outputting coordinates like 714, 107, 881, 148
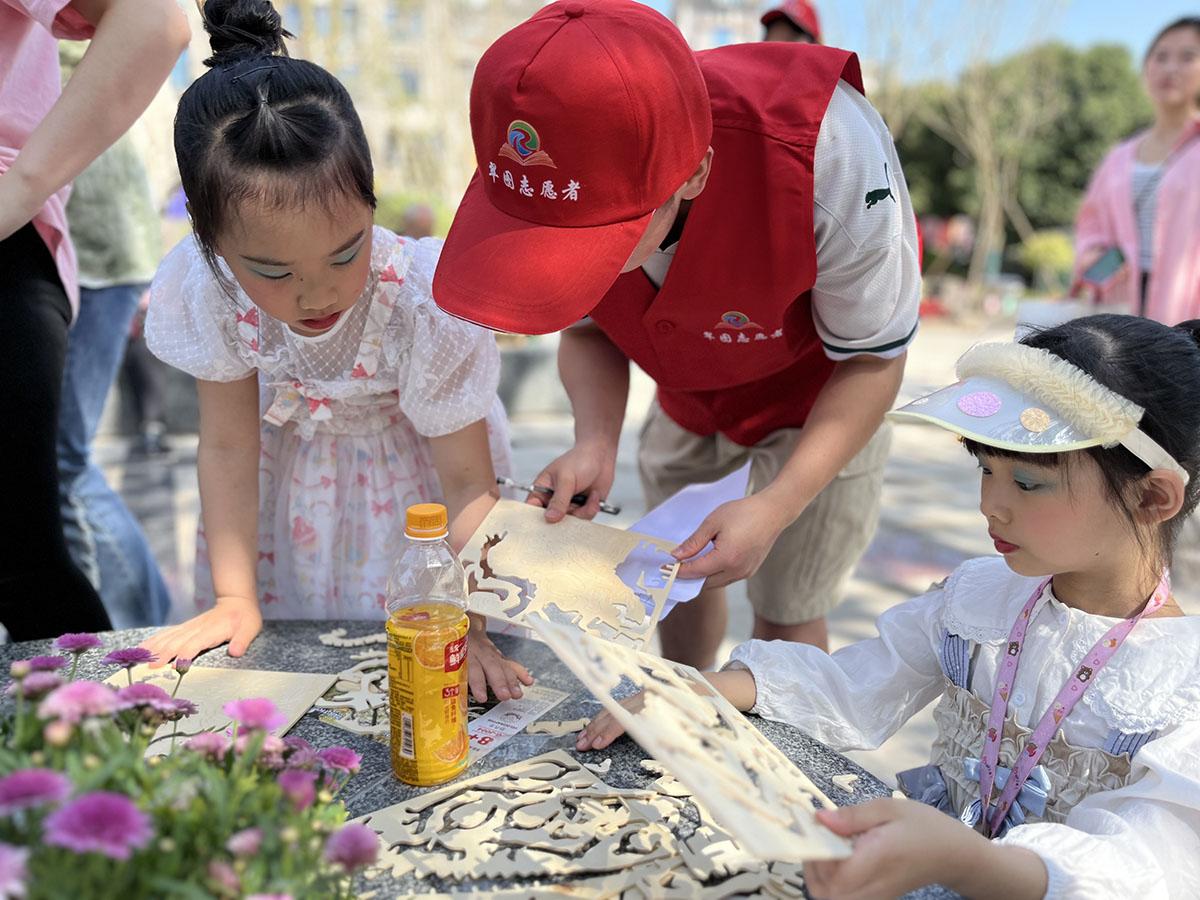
644, 1, 1197, 81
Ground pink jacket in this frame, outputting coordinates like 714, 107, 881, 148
1073, 120, 1200, 324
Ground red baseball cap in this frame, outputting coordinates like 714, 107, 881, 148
760, 1, 822, 43
433, 0, 712, 335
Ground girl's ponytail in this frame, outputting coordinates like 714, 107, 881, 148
202, 0, 291, 67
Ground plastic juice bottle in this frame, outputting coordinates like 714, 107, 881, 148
385, 503, 470, 786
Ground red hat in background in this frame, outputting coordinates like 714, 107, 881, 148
433, 0, 712, 335
760, 1, 822, 43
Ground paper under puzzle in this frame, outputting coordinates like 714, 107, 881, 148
110, 665, 335, 755
460, 500, 679, 649
531, 620, 852, 862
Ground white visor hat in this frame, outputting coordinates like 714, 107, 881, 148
888, 342, 1189, 485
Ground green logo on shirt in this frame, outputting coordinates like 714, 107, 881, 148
865, 163, 896, 209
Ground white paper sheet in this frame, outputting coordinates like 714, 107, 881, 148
627, 463, 751, 618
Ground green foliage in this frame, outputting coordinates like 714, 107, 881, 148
1015, 229, 1076, 290
896, 42, 1152, 230
375, 191, 452, 238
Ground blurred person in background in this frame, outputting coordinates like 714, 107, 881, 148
400, 202, 435, 240
760, 0, 820, 44
1073, 17, 1200, 321
1073, 17, 1200, 609
57, 41, 172, 629
0, 0, 188, 639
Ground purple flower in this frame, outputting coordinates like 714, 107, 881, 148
207, 860, 240, 894
173, 657, 192, 675
222, 698, 285, 732
317, 746, 362, 775
7, 672, 64, 700
27, 656, 68, 673
184, 732, 229, 760
54, 633, 101, 655
169, 698, 198, 720
0, 768, 70, 815
225, 826, 262, 857
283, 736, 317, 769
38, 681, 118, 724
276, 768, 317, 811
0, 843, 28, 899
8, 662, 29, 680
43, 791, 151, 860
323, 823, 378, 872
102, 648, 157, 669
235, 733, 286, 769
116, 682, 176, 714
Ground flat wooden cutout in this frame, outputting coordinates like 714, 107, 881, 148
319, 627, 386, 648
832, 773, 860, 794
531, 620, 851, 862
110, 665, 335, 755
582, 758, 612, 776
525, 718, 589, 737
460, 500, 678, 649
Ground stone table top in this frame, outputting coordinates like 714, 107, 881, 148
0, 622, 956, 899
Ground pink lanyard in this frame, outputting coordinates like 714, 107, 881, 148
977, 572, 1170, 837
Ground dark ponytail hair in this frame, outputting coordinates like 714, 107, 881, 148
1145, 16, 1200, 64
963, 315, 1200, 569
176, 0, 376, 278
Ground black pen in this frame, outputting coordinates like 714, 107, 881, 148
496, 477, 622, 515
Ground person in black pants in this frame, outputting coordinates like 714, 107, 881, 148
0, 226, 111, 639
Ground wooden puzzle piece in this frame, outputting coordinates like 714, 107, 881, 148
531, 620, 851, 862
460, 500, 678, 649
526, 718, 589, 737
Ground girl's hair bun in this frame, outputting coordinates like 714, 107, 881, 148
202, 0, 291, 68
1176, 319, 1200, 350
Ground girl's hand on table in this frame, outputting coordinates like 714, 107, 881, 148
140, 596, 263, 667
576, 692, 646, 751
805, 798, 1046, 900
467, 615, 533, 703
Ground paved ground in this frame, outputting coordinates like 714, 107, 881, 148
97, 316, 1178, 785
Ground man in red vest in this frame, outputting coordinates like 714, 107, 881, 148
434, 0, 920, 667
761, 0, 821, 43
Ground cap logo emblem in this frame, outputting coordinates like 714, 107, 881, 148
499, 120, 557, 168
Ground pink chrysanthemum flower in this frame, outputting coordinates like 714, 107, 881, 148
43, 792, 152, 860
0, 843, 28, 899
0, 768, 70, 815
37, 681, 118, 724
101, 648, 157, 670
276, 769, 317, 812
53, 634, 101, 655
317, 746, 362, 775
323, 823, 378, 872
222, 698, 286, 732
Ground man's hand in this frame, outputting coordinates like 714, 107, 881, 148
526, 439, 617, 523
671, 492, 793, 587
140, 596, 263, 668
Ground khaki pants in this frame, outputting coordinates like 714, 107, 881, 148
638, 403, 890, 625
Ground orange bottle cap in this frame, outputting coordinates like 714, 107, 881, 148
405, 502, 448, 539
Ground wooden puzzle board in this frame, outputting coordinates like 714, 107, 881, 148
460, 500, 678, 649
110, 665, 335, 755
531, 621, 851, 862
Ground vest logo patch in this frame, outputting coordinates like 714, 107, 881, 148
865, 163, 896, 209
498, 120, 557, 168
703, 311, 784, 344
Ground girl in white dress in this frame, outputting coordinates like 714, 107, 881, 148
582, 314, 1200, 898
140, 0, 531, 702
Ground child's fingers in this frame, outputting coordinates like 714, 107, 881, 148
483, 656, 515, 701
228, 619, 259, 657
576, 712, 621, 751
507, 658, 534, 686
467, 658, 489, 703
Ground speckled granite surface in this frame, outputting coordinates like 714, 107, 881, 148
0, 623, 956, 898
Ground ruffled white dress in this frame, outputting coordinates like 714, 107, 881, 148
147, 228, 511, 619
728, 556, 1200, 899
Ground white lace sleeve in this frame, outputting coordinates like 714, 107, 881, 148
724, 584, 946, 752
998, 721, 1200, 899
145, 238, 254, 382
398, 237, 501, 437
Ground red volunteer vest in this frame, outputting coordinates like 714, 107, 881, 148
589, 44, 864, 447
